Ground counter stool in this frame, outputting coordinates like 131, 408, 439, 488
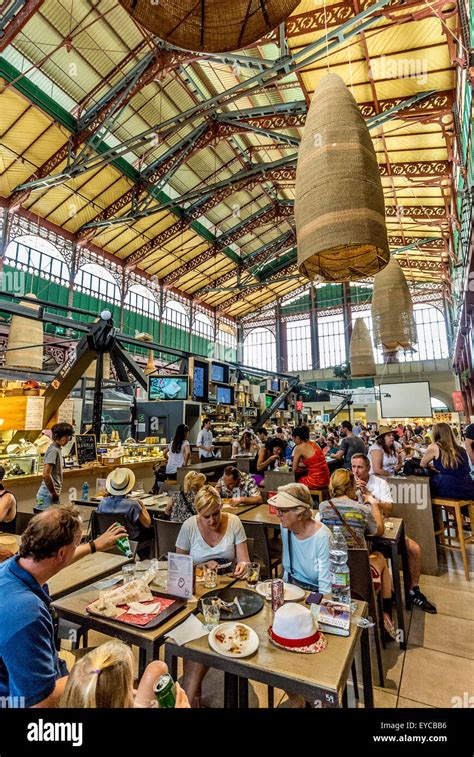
432, 498, 473, 581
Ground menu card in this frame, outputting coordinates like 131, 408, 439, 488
25, 396, 45, 430
167, 553, 193, 599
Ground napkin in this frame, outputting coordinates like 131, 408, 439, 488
164, 613, 208, 645
127, 601, 164, 615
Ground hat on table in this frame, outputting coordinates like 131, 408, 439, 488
106, 467, 136, 497
268, 603, 327, 654
267, 488, 312, 511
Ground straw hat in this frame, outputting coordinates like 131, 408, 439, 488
106, 467, 135, 497
0, 535, 18, 554
267, 489, 312, 511
376, 425, 394, 438
268, 603, 327, 654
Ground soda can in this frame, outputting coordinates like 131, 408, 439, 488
153, 674, 176, 708
271, 578, 284, 612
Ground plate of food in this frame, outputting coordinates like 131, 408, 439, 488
255, 581, 305, 602
209, 622, 259, 658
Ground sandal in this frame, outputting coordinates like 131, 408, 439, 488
383, 614, 397, 641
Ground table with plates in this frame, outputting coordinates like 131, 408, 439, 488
48, 552, 133, 600
164, 581, 373, 709
52, 571, 237, 675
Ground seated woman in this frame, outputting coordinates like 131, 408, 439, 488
97, 467, 152, 542
176, 485, 250, 706
61, 640, 189, 708
254, 438, 285, 486
421, 422, 474, 500
292, 426, 330, 490
368, 426, 404, 477
166, 471, 207, 523
319, 469, 397, 640
0, 466, 17, 560
269, 483, 331, 593
164, 424, 191, 481
232, 431, 258, 457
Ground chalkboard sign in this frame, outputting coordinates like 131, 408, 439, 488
74, 434, 98, 466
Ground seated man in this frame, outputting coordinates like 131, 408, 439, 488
97, 467, 152, 542
351, 453, 437, 613
0, 507, 126, 707
216, 465, 263, 506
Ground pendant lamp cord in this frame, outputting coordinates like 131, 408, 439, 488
323, 0, 330, 72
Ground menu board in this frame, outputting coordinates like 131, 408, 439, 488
56, 398, 74, 424
74, 434, 97, 466
25, 396, 45, 430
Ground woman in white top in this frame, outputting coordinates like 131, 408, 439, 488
176, 486, 250, 706
368, 426, 403, 477
165, 424, 191, 478
231, 430, 258, 457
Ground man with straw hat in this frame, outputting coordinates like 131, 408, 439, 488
97, 467, 152, 542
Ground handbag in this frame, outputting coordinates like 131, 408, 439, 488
326, 499, 366, 549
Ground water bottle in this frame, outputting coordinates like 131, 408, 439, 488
329, 526, 351, 606
82, 482, 89, 500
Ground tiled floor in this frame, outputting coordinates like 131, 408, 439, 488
62, 541, 474, 709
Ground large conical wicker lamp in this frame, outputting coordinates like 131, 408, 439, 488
5, 294, 43, 370
136, 332, 155, 376
119, 0, 300, 53
295, 73, 389, 282
350, 318, 376, 377
371, 258, 416, 360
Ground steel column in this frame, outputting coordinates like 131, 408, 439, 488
310, 285, 320, 370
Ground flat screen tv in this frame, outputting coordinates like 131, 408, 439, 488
211, 362, 229, 383
265, 394, 273, 409
149, 376, 188, 401
271, 378, 280, 392
192, 360, 209, 402
216, 385, 234, 405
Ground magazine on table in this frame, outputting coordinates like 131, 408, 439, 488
314, 599, 351, 636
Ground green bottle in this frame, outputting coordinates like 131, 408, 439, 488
114, 523, 132, 558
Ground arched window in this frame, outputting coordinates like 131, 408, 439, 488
398, 304, 448, 363
244, 327, 276, 371
217, 324, 237, 362
192, 312, 214, 340
75, 263, 121, 303
318, 312, 346, 368
125, 284, 160, 318
163, 300, 189, 331
287, 318, 312, 371
431, 397, 449, 411
5, 235, 69, 284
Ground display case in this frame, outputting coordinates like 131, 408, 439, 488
0, 453, 40, 479
97, 442, 168, 465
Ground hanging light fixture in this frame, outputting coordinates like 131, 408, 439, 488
295, 73, 389, 282
119, 0, 300, 53
350, 318, 376, 377
5, 294, 43, 370
371, 258, 416, 360
136, 332, 155, 375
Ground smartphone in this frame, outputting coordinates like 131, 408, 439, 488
305, 592, 324, 605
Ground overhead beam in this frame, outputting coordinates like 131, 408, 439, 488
0, 0, 45, 53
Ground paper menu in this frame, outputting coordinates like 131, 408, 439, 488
167, 553, 194, 599
25, 396, 45, 430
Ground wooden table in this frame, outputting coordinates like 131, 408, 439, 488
221, 502, 260, 517
371, 517, 411, 650
165, 584, 372, 709
176, 460, 236, 485
48, 552, 132, 600
239, 504, 281, 529
52, 572, 237, 675
73, 496, 172, 515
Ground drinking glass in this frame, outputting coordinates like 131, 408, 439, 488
203, 567, 218, 589
262, 579, 273, 606
121, 564, 136, 584
246, 562, 260, 589
201, 598, 220, 631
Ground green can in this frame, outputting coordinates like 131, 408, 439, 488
153, 674, 176, 708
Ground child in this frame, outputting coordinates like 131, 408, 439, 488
60, 641, 189, 708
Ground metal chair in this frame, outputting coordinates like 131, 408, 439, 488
90, 511, 139, 557
347, 548, 385, 688
154, 519, 182, 559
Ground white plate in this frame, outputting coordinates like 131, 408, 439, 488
208, 622, 259, 658
255, 582, 305, 602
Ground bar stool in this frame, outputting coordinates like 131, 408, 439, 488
432, 497, 473, 581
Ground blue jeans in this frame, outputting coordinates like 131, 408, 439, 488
35, 483, 56, 510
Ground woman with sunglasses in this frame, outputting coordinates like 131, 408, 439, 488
268, 483, 331, 594
176, 485, 250, 706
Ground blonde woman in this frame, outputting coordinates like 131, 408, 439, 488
268, 483, 331, 593
176, 485, 250, 707
421, 422, 474, 499
60, 641, 189, 708
166, 471, 207, 522
319, 469, 397, 640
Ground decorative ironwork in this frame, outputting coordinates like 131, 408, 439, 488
379, 161, 450, 177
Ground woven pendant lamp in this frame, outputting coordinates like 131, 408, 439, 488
5, 294, 43, 370
136, 332, 155, 375
119, 0, 300, 52
295, 73, 389, 282
371, 258, 416, 358
350, 318, 376, 377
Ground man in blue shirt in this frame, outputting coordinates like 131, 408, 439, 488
0, 507, 126, 707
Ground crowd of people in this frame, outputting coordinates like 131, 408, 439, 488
0, 417, 473, 709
